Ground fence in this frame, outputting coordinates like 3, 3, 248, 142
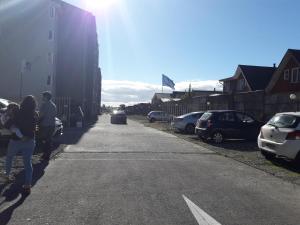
55, 97, 71, 127
155, 91, 300, 122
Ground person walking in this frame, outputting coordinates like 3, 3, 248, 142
39, 91, 57, 160
4, 95, 38, 194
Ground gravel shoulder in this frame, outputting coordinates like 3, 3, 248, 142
129, 115, 300, 185
0, 140, 66, 185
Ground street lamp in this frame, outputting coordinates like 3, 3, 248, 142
207, 101, 211, 110
290, 93, 298, 111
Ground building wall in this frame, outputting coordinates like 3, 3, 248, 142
0, 0, 55, 103
271, 57, 300, 93
55, 1, 100, 119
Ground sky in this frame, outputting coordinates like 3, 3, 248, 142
65, 0, 300, 106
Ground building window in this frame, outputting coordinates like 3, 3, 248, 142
291, 68, 299, 83
50, 7, 55, 18
48, 30, 53, 40
284, 69, 289, 81
47, 75, 51, 85
48, 52, 53, 64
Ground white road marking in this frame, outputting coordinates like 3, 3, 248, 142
183, 195, 222, 225
57, 158, 193, 161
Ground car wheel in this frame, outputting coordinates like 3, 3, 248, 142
150, 118, 155, 123
260, 149, 275, 160
212, 131, 224, 144
185, 124, 195, 134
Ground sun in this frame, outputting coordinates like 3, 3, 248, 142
85, 0, 118, 12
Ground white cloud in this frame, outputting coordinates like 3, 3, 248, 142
102, 80, 222, 107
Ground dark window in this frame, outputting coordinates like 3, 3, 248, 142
47, 75, 51, 85
218, 112, 235, 122
50, 7, 55, 18
192, 113, 202, 119
291, 68, 299, 83
236, 113, 254, 123
48, 30, 53, 40
284, 69, 289, 81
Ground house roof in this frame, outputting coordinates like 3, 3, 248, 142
152, 93, 171, 100
266, 49, 300, 92
220, 65, 276, 91
239, 65, 276, 91
288, 49, 300, 63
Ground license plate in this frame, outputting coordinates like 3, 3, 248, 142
265, 143, 276, 149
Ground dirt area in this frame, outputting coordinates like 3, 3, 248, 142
0, 141, 66, 185
129, 115, 300, 185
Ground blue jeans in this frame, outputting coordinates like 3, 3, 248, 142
6, 139, 35, 186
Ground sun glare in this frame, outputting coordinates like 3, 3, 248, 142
85, 0, 118, 12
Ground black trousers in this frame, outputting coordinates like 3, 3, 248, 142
39, 126, 55, 158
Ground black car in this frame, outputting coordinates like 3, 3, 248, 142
195, 110, 264, 143
111, 110, 127, 124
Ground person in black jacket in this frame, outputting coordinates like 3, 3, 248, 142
5, 95, 38, 194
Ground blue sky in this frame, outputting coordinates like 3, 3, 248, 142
65, 0, 300, 105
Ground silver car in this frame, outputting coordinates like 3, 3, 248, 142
147, 111, 171, 123
172, 111, 204, 134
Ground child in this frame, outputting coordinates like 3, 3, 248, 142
0, 103, 23, 139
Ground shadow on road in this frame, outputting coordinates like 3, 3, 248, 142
268, 157, 300, 174
0, 117, 99, 224
189, 136, 259, 152
59, 118, 98, 145
0, 160, 49, 225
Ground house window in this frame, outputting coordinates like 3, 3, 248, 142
48, 30, 53, 40
291, 68, 299, 83
284, 69, 290, 81
237, 79, 245, 91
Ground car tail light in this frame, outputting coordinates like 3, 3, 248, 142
207, 120, 212, 128
286, 130, 300, 140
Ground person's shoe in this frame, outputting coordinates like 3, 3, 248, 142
41, 154, 50, 161
22, 185, 31, 194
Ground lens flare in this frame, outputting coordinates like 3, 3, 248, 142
85, 0, 118, 12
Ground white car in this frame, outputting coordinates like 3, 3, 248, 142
258, 112, 300, 161
0, 98, 12, 139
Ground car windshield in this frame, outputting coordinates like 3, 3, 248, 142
267, 114, 299, 128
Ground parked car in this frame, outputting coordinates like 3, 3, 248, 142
258, 112, 300, 161
0, 98, 10, 110
111, 110, 127, 124
171, 111, 204, 134
0, 98, 11, 141
195, 110, 263, 143
147, 111, 171, 123
0, 97, 63, 142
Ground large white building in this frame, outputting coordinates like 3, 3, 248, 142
0, 0, 101, 119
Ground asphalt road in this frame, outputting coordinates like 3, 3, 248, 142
1, 115, 300, 225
